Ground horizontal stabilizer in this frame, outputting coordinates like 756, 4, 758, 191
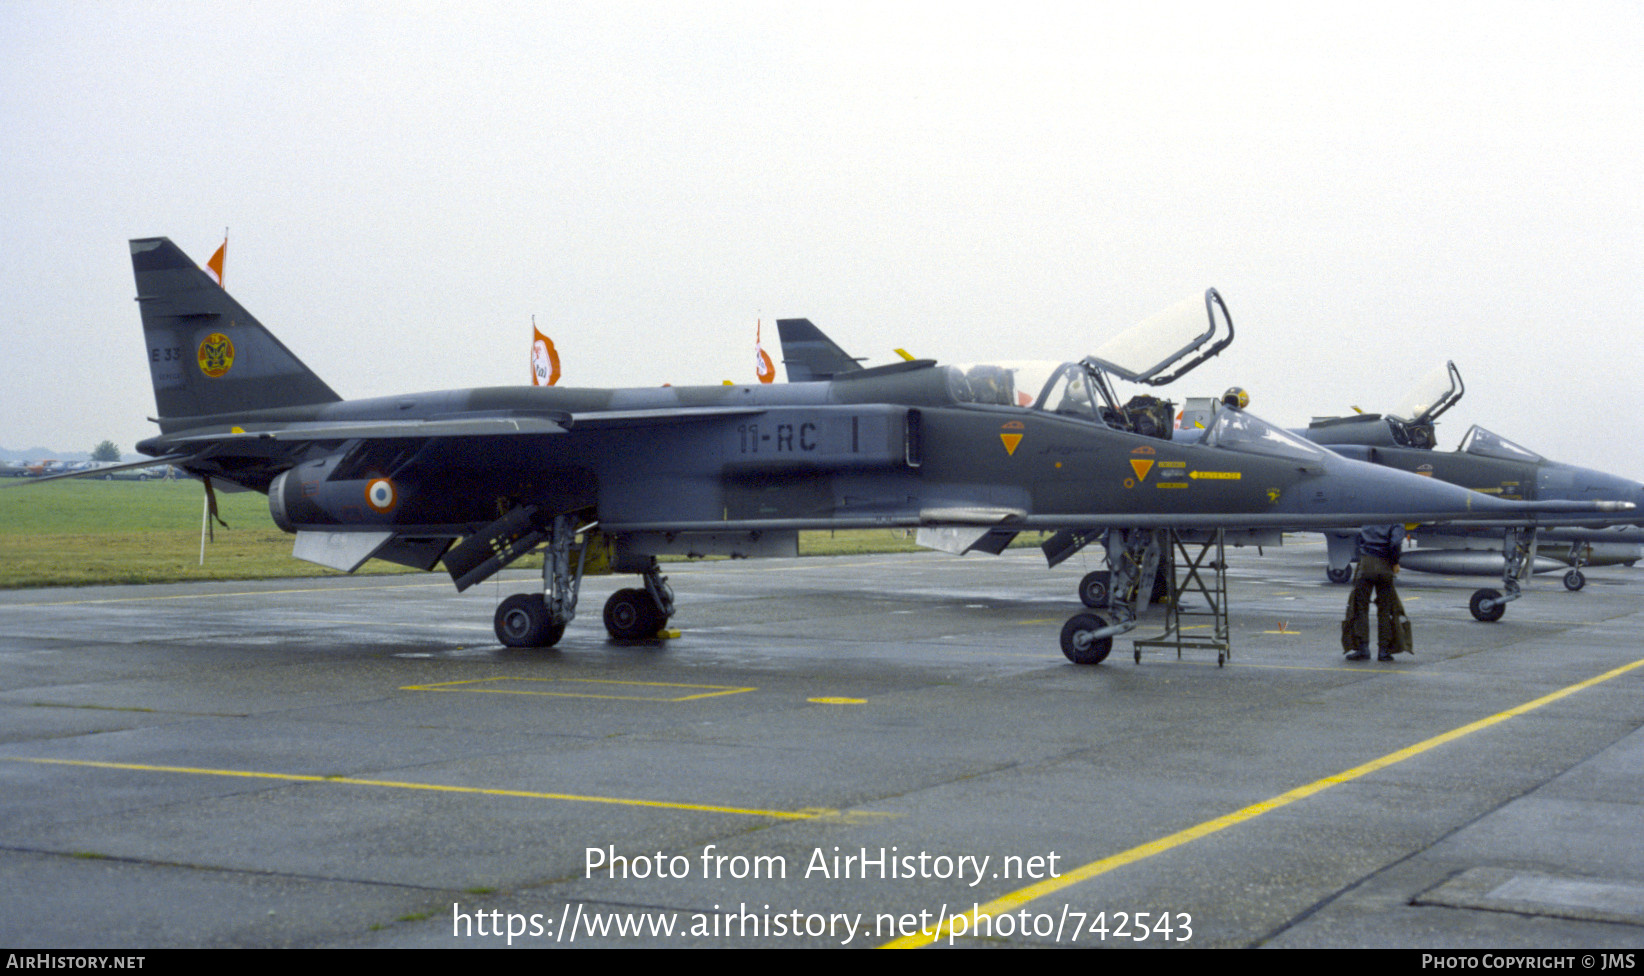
4, 454, 193, 486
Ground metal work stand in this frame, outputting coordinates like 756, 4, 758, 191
1132, 529, 1231, 666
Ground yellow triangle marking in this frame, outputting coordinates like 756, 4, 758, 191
1000, 433, 1023, 456
1129, 458, 1154, 482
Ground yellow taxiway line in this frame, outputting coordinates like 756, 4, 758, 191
882, 656, 1644, 948
6, 757, 835, 821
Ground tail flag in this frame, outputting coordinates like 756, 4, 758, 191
755, 320, 775, 384
531, 319, 560, 386
205, 234, 226, 286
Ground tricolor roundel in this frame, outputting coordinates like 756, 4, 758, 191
365, 477, 398, 513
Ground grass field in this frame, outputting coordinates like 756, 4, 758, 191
0, 479, 974, 589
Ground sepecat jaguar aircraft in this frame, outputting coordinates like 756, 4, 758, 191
116, 239, 1628, 661
1302, 362, 1644, 621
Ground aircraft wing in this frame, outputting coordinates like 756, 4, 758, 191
603, 499, 1634, 535
162, 416, 571, 443
159, 407, 772, 445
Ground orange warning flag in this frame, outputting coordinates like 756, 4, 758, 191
206, 239, 226, 285
755, 320, 775, 384
531, 321, 560, 386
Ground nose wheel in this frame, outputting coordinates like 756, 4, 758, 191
1469, 588, 1507, 622
1060, 612, 1115, 665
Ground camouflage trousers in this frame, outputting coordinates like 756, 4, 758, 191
1342, 555, 1411, 655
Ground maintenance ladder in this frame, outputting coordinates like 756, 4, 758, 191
1132, 528, 1231, 666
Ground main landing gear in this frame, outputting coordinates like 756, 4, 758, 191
495, 592, 568, 647
602, 569, 674, 641
493, 514, 587, 648
492, 517, 675, 648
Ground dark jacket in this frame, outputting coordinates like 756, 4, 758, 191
1356, 524, 1406, 564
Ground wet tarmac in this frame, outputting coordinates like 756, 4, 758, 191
2, 539, 1640, 948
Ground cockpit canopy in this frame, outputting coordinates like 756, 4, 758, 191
1204, 407, 1331, 463
1085, 288, 1235, 386
939, 288, 1235, 439
943, 360, 1169, 435
1389, 361, 1464, 427
1459, 425, 1543, 463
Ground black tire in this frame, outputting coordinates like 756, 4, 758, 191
604, 587, 664, 639
1326, 566, 1353, 584
1060, 612, 1113, 665
495, 593, 558, 647
1469, 588, 1506, 623
1078, 571, 1110, 608
1563, 570, 1586, 592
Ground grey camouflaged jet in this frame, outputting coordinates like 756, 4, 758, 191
1303, 362, 1644, 621
119, 238, 1628, 663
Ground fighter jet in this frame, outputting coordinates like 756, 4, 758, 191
118, 238, 1628, 663
1303, 363, 1644, 620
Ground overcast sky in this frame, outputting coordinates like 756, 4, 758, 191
3, 1, 1640, 475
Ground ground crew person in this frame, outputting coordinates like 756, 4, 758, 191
1342, 523, 1410, 661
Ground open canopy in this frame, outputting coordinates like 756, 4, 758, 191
1084, 288, 1234, 386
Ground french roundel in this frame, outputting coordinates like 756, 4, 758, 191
365, 478, 397, 513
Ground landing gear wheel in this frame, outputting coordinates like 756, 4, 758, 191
1563, 569, 1586, 591
1469, 588, 1506, 623
1077, 571, 1110, 608
1326, 566, 1353, 584
495, 593, 562, 647
1060, 612, 1113, 665
604, 587, 665, 639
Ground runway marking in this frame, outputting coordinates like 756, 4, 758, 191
401, 677, 754, 702
5, 757, 844, 821
882, 655, 1644, 948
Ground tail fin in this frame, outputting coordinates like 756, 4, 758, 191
131, 237, 340, 429
775, 318, 865, 381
